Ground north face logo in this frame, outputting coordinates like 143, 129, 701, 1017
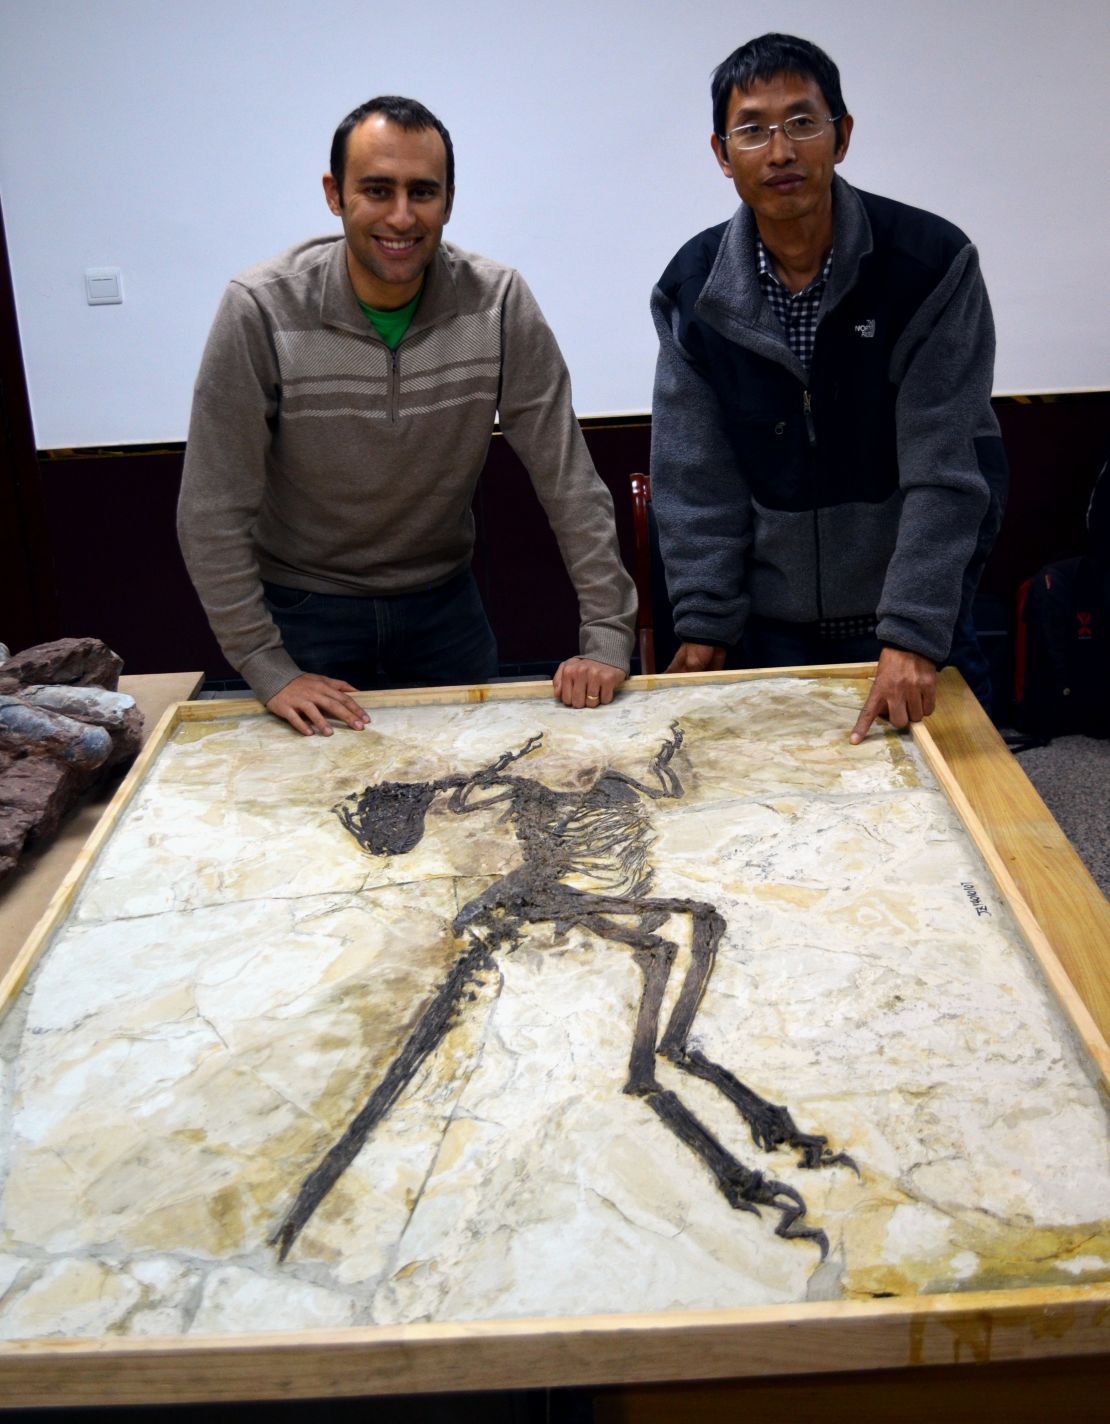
854, 319, 876, 338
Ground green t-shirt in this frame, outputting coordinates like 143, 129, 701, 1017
358, 286, 422, 349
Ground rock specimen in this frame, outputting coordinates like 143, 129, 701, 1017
0, 638, 143, 882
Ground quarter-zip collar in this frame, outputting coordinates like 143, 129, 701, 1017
695, 174, 873, 382
319, 237, 461, 339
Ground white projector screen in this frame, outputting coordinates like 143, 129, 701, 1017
0, 0, 1107, 448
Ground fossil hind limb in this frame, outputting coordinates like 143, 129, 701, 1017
657, 924, 858, 1176
521, 890, 832, 1255
645, 1088, 826, 1255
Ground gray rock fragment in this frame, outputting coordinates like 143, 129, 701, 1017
0, 697, 114, 771
21, 685, 142, 767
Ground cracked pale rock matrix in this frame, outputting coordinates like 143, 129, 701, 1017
1, 679, 1109, 1340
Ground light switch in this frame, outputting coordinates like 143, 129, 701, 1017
85, 268, 123, 305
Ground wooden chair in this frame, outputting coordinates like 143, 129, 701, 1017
628, 473, 678, 675
629, 473, 656, 674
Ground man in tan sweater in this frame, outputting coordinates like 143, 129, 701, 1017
178, 96, 636, 736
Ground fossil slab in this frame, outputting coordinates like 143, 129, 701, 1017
1, 677, 1108, 1342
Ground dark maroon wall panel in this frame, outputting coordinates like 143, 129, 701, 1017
31, 395, 1108, 682
36, 450, 233, 679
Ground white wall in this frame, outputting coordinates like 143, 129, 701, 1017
0, 0, 1107, 447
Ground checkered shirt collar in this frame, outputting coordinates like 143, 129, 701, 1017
756, 236, 833, 369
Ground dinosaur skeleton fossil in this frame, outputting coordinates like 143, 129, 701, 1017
271, 723, 854, 1262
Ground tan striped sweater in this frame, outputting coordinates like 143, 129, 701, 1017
177, 236, 636, 702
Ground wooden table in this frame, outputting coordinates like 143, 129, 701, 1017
1, 668, 1108, 1419
0, 671, 203, 976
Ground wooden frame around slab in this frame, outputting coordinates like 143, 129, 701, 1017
2, 665, 1109, 1408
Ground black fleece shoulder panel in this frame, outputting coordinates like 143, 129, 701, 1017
656, 221, 729, 297
656, 223, 729, 348
856, 188, 970, 268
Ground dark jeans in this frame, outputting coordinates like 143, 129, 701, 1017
738, 601, 993, 715
262, 567, 499, 691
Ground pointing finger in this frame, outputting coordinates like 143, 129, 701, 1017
850, 690, 883, 745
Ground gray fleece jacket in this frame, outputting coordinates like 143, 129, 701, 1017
178, 236, 636, 702
650, 176, 1008, 663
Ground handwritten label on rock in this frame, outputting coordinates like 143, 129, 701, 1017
961, 881, 991, 917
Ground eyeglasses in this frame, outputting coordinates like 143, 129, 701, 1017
722, 113, 843, 151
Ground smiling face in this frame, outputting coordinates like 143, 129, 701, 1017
323, 114, 454, 309
710, 72, 852, 238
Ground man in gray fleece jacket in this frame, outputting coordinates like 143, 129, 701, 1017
651, 35, 1007, 739
178, 96, 635, 736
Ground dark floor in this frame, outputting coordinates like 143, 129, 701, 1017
3, 1389, 591, 1423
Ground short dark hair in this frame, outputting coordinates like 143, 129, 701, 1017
329, 95, 455, 202
711, 33, 847, 145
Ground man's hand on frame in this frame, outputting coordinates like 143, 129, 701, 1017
266, 673, 370, 736
664, 642, 727, 674
553, 657, 626, 709
850, 648, 937, 744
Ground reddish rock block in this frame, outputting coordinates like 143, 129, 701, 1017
0, 753, 76, 879
0, 637, 123, 694
0, 638, 143, 883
